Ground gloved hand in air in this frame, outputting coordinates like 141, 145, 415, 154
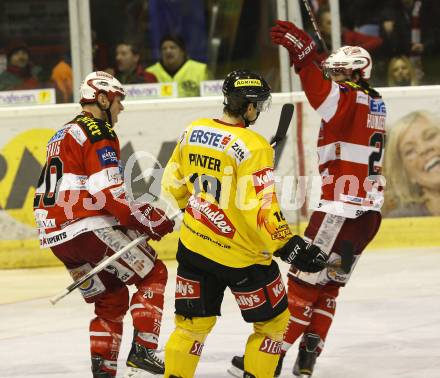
275, 235, 327, 273
126, 203, 174, 241
270, 20, 318, 70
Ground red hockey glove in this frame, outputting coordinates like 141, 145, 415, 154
126, 203, 174, 241
270, 20, 317, 70
274, 235, 327, 273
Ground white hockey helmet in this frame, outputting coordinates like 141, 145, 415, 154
79, 71, 125, 104
323, 46, 372, 80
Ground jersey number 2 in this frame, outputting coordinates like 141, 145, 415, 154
33, 157, 64, 208
368, 132, 385, 176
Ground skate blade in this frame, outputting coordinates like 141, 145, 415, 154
293, 371, 313, 378
123, 366, 163, 378
227, 365, 244, 378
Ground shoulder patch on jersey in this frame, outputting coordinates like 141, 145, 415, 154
75, 115, 117, 143
67, 123, 87, 146
356, 91, 369, 105
48, 126, 68, 144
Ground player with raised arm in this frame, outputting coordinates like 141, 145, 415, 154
267, 21, 385, 377
161, 69, 328, 378
33, 71, 174, 377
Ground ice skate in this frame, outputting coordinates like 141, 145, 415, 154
91, 355, 113, 378
292, 333, 320, 377
124, 341, 164, 377
227, 354, 284, 377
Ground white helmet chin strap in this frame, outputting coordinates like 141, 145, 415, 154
96, 96, 113, 126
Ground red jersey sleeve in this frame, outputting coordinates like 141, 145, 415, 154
299, 63, 358, 124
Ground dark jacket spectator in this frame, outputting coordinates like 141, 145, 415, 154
113, 42, 157, 84
378, 0, 440, 58
0, 41, 43, 91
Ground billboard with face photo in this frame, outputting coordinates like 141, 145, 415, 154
383, 110, 440, 217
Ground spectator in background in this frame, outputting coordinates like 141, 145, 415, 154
112, 41, 157, 84
146, 34, 208, 97
383, 111, 440, 217
387, 56, 418, 86
51, 57, 73, 103
0, 41, 43, 91
379, 0, 440, 80
315, 7, 383, 60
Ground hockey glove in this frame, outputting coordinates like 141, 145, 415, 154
275, 235, 328, 273
126, 203, 174, 241
270, 20, 317, 70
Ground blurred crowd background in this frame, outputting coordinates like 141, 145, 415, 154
0, 0, 439, 103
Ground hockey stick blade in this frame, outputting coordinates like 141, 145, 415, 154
50, 211, 182, 305
270, 103, 294, 148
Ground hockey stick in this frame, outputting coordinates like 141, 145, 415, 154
301, 0, 329, 54
270, 103, 294, 148
312, 239, 355, 272
50, 211, 181, 305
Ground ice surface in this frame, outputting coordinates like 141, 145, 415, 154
1, 248, 439, 378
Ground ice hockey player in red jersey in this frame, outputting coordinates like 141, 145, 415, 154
230, 21, 386, 378
33, 71, 174, 377
270, 20, 385, 378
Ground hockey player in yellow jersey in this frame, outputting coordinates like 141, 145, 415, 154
161, 69, 328, 378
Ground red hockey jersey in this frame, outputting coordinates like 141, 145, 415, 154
299, 63, 386, 218
33, 112, 132, 247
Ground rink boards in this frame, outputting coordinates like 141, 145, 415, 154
0, 88, 439, 268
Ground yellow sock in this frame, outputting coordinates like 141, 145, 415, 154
164, 315, 216, 378
244, 309, 290, 378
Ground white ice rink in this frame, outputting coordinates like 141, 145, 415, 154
1, 248, 440, 378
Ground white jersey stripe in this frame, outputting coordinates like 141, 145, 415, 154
317, 141, 379, 166
88, 167, 122, 195
316, 81, 340, 122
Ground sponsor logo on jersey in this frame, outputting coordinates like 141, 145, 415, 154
189, 127, 229, 148
77, 115, 116, 143
97, 146, 118, 167
104, 261, 135, 282
266, 274, 286, 308
187, 196, 236, 238
48, 127, 68, 144
109, 185, 125, 199
368, 99, 386, 130
228, 140, 250, 163
369, 98, 386, 116
35, 218, 56, 229
232, 287, 266, 310
267, 223, 292, 241
175, 275, 201, 299
259, 337, 282, 355
40, 231, 67, 247
234, 79, 262, 87
190, 341, 204, 356
67, 124, 87, 146
69, 263, 106, 298
253, 167, 275, 195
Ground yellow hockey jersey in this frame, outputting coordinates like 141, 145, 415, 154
162, 118, 293, 268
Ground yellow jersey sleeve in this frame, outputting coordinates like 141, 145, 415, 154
237, 145, 292, 254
